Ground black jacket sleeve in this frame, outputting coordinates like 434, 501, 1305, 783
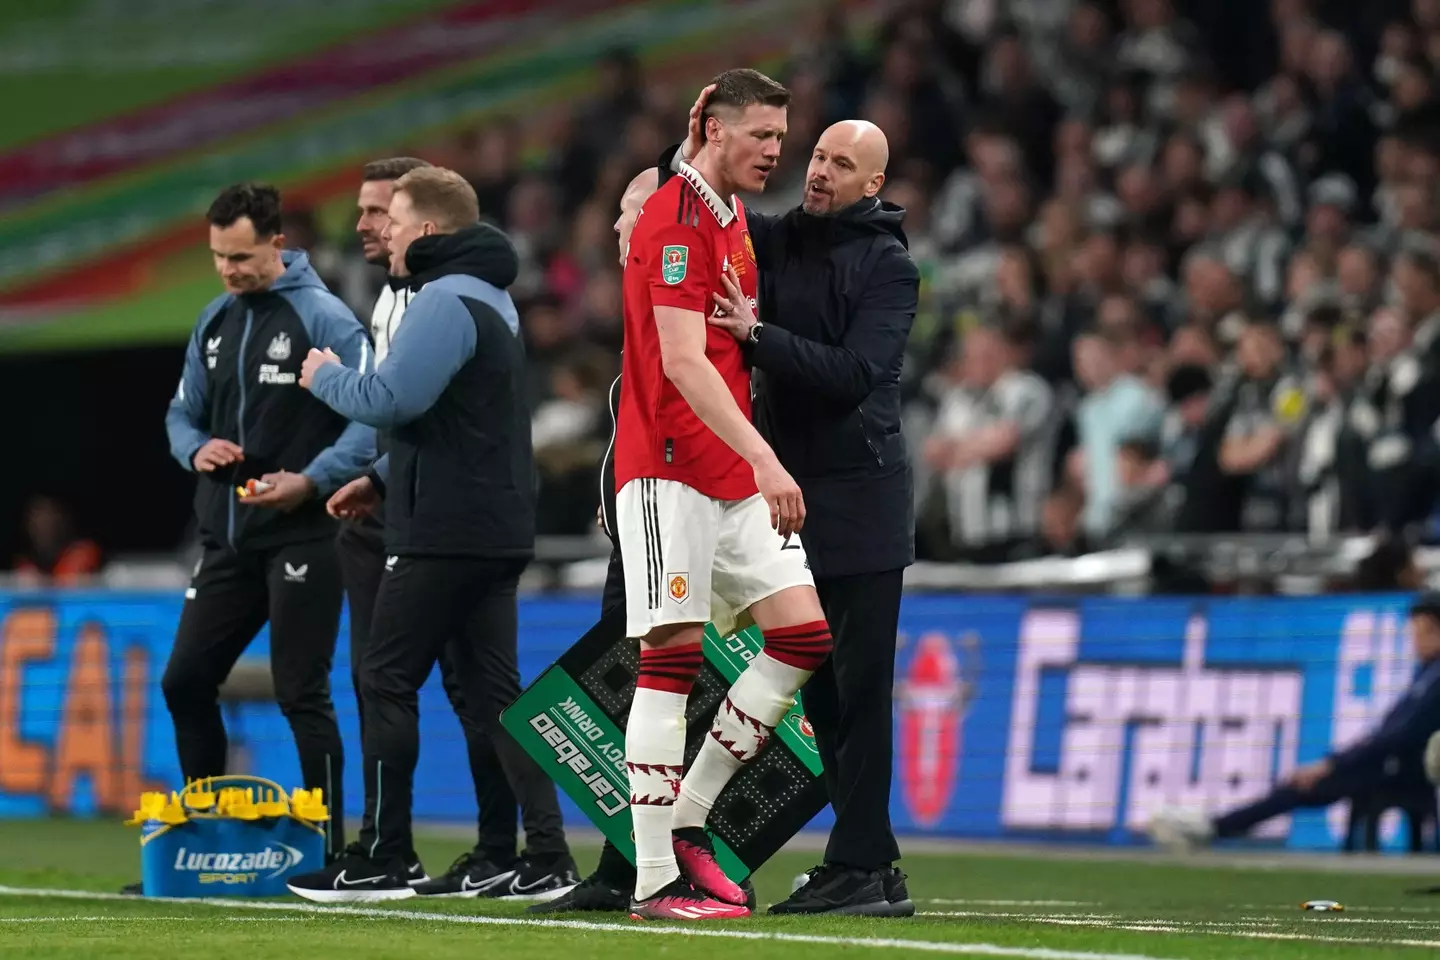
746, 246, 919, 407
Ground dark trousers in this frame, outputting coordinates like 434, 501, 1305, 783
355, 554, 567, 863
806, 568, 905, 869
162, 537, 345, 857
339, 522, 541, 863
593, 547, 640, 884
1214, 767, 1402, 839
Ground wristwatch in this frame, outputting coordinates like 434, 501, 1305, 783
747, 321, 764, 345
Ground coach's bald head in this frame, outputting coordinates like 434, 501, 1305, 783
802, 120, 889, 215
615, 168, 661, 267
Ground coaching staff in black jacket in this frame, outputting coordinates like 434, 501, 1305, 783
339, 157, 574, 898
163, 183, 375, 862
672, 98, 919, 914
286, 167, 570, 902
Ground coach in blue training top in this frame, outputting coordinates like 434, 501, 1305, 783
162, 182, 376, 865
285, 166, 563, 902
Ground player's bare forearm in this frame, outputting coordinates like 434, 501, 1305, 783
664, 352, 773, 465
655, 305, 774, 466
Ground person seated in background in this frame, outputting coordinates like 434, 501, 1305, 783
12, 495, 101, 587
1148, 591, 1440, 850
922, 323, 1056, 562
1216, 318, 1304, 533
1067, 329, 1164, 540
1106, 436, 1174, 539
532, 350, 613, 535
1009, 483, 1091, 560
1347, 537, 1424, 592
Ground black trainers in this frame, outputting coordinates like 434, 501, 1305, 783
287, 846, 416, 903
525, 871, 629, 913
405, 853, 430, 886
412, 849, 517, 897
495, 852, 580, 900
767, 863, 890, 916
880, 866, 915, 917
741, 877, 757, 913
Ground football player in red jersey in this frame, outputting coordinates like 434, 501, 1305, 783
615, 68, 837, 921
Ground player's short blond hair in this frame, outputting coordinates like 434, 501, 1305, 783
393, 167, 480, 232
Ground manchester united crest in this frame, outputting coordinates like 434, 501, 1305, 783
667, 573, 689, 603
743, 231, 755, 262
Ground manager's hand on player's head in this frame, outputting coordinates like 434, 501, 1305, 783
681, 83, 717, 162
327, 476, 379, 520
754, 454, 805, 539
192, 438, 244, 472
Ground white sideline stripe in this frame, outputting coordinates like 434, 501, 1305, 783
0, 916, 306, 923
920, 912, 1440, 950
0, 917, 193, 923
0, 885, 1180, 960
929, 910, 1440, 929
926, 901, 1097, 908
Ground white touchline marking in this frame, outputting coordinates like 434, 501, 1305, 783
0, 917, 194, 923
925, 901, 1098, 908
0, 885, 1181, 960
1238, 904, 1440, 915
919, 912, 1440, 949
0, 915, 307, 923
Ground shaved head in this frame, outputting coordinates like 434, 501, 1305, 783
615, 167, 661, 267
826, 120, 889, 172
803, 120, 890, 214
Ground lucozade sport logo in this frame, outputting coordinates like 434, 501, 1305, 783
896, 632, 976, 827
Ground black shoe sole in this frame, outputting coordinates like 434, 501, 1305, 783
769, 898, 894, 917
525, 888, 628, 913
879, 898, 916, 918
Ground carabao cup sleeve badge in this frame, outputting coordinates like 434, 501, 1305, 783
661, 245, 689, 285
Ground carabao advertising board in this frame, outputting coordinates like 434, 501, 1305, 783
0, 590, 1420, 850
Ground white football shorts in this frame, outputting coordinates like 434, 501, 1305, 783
616, 477, 813, 639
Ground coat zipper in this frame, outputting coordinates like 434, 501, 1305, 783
598, 373, 620, 538
227, 308, 254, 550
859, 416, 884, 466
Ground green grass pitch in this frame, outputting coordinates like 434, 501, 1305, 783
0, 819, 1439, 958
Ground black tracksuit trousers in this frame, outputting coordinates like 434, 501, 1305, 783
352, 553, 567, 863
162, 537, 346, 858
806, 569, 905, 869
339, 521, 563, 863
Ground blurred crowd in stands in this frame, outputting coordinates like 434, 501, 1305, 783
284, 0, 1440, 562
33, 0, 1440, 582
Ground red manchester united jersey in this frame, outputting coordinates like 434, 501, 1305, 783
616, 163, 760, 501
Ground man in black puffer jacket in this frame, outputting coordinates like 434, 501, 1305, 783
670, 96, 919, 915
163, 182, 375, 863
288, 166, 571, 902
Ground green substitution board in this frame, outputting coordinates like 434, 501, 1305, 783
501, 616, 826, 883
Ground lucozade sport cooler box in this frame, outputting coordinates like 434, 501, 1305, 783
132, 776, 329, 897
501, 613, 827, 883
